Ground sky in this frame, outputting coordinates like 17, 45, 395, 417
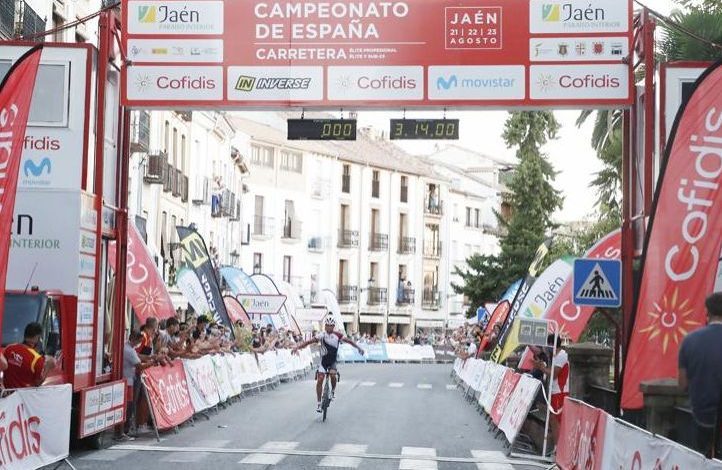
357, 0, 679, 224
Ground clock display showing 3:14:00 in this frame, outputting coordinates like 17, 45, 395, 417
389, 119, 460, 140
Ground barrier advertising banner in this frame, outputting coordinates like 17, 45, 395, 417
0, 384, 72, 470
182, 356, 220, 412
622, 62, 722, 409
557, 398, 610, 470
498, 374, 542, 443
121, 0, 633, 109
142, 361, 194, 430
490, 370, 521, 425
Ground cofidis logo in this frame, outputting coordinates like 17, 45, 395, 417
129, 1, 223, 35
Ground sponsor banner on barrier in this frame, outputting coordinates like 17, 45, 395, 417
364, 343, 389, 361
142, 361, 194, 430
183, 356, 220, 412
498, 374, 542, 443
490, 370, 521, 425
0, 384, 72, 470
557, 398, 609, 470
339, 343, 365, 362
481, 362, 507, 413
211, 355, 234, 402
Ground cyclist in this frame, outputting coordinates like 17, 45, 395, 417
293, 316, 364, 413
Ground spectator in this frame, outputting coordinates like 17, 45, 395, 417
534, 334, 568, 451
679, 292, 722, 458
193, 315, 210, 340
136, 317, 159, 360
156, 317, 180, 354
3, 322, 56, 389
118, 330, 157, 441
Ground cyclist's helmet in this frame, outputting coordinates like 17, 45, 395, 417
324, 316, 336, 326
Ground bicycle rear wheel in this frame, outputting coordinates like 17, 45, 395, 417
322, 378, 331, 422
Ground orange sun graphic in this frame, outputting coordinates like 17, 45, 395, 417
134, 286, 166, 316
639, 288, 701, 354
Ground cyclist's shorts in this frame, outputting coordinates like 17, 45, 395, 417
317, 362, 338, 374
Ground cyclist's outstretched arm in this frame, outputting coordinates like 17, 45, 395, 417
293, 338, 317, 352
342, 336, 364, 353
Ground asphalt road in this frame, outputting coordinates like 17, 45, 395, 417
71, 363, 543, 470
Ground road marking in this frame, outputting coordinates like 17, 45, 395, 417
80, 449, 135, 461
471, 450, 515, 470
239, 441, 299, 465
417, 383, 432, 389
360, 381, 376, 386
160, 452, 207, 463
319, 443, 368, 468
446, 384, 457, 390
400, 446, 437, 470
388, 382, 404, 388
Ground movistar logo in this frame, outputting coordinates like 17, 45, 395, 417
437, 75, 458, 90
24, 158, 51, 177
138, 5, 157, 23
542, 4, 561, 21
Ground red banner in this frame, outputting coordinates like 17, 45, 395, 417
479, 300, 510, 352
109, 223, 175, 324
141, 361, 194, 430
0, 45, 43, 333
490, 369, 520, 425
224, 295, 252, 327
556, 398, 609, 470
622, 62, 722, 409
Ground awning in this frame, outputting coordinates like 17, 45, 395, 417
387, 316, 411, 325
359, 315, 385, 324
416, 320, 444, 328
341, 314, 355, 322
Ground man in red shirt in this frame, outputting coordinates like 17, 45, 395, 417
3, 322, 55, 388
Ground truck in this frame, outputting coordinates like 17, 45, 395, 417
1, 12, 130, 448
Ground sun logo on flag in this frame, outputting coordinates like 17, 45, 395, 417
639, 288, 700, 354
135, 286, 166, 317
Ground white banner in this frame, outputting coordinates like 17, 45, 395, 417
183, 356, 220, 412
481, 363, 507, 413
498, 374, 542, 443
211, 355, 234, 402
237, 294, 286, 315
227, 355, 245, 396
0, 384, 72, 470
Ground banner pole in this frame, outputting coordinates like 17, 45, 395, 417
140, 375, 161, 442
541, 321, 559, 458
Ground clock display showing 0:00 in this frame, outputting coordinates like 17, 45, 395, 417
389, 119, 460, 140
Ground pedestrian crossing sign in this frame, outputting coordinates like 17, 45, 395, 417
573, 259, 622, 307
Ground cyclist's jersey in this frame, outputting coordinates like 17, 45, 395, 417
316, 330, 344, 369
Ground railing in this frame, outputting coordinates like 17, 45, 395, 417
369, 233, 388, 251
371, 180, 380, 198
18, 1, 45, 40
211, 194, 223, 218
0, 1, 15, 39
338, 285, 358, 303
144, 152, 167, 184
282, 219, 302, 240
230, 200, 241, 221
396, 288, 415, 305
130, 110, 150, 153
172, 169, 182, 197
367, 287, 387, 305
422, 289, 440, 309
181, 175, 189, 202
588, 384, 619, 417
253, 216, 275, 237
400, 184, 408, 203
341, 174, 351, 193
308, 236, 325, 252
425, 199, 443, 216
423, 241, 442, 259
398, 237, 416, 254
338, 229, 359, 248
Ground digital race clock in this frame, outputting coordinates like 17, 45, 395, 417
389, 119, 460, 140
287, 119, 357, 141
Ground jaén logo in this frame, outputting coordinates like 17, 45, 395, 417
542, 4, 561, 21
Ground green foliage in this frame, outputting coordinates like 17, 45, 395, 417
661, 8, 722, 62
452, 112, 563, 316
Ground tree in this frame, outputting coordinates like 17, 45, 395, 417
452, 112, 563, 316
660, 6, 722, 62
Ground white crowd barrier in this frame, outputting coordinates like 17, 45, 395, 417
337, 343, 438, 363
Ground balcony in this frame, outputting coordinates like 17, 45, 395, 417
308, 236, 326, 252
17, 1, 45, 40
423, 241, 442, 259
253, 216, 275, 238
211, 194, 223, 218
282, 219, 302, 240
230, 201, 241, 222
163, 164, 173, 193
181, 175, 189, 202
398, 237, 416, 254
144, 152, 167, 184
396, 288, 415, 306
338, 285, 358, 303
371, 180, 380, 198
400, 184, 408, 203
172, 169, 182, 197
422, 288, 440, 309
367, 287, 387, 305
338, 229, 359, 248
0, 0, 14, 39
369, 233, 388, 251
130, 110, 150, 153
425, 200, 443, 217
342, 174, 351, 193
221, 189, 236, 217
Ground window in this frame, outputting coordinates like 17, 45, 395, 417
251, 145, 274, 168
164, 121, 170, 153
171, 215, 177, 242
42, 298, 61, 357
172, 128, 178, 167
0, 62, 69, 126
400, 176, 408, 203
475, 209, 481, 228
342, 164, 351, 193
280, 150, 303, 173
253, 253, 263, 274
283, 256, 292, 282
161, 211, 168, 249
52, 13, 65, 43
181, 135, 187, 173
466, 207, 472, 227
372, 170, 380, 198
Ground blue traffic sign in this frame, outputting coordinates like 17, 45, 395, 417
573, 259, 622, 307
